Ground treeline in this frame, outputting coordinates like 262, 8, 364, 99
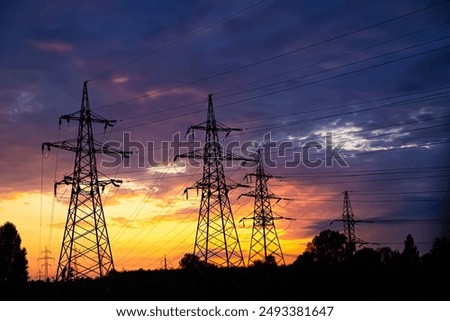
1, 222, 449, 300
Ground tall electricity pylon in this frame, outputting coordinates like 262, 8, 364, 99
330, 191, 373, 255
175, 94, 249, 267
239, 149, 293, 266
42, 81, 130, 281
38, 246, 54, 281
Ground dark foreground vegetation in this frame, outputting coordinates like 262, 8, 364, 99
2, 257, 450, 301
1, 227, 449, 301
11, 264, 450, 301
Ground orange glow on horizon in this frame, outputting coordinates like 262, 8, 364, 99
0, 180, 369, 279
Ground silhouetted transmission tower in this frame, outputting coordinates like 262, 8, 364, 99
38, 246, 54, 281
330, 191, 373, 255
42, 81, 130, 281
239, 149, 293, 266
175, 94, 249, 267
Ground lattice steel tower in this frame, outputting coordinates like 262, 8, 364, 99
331, 191, 372, 255
239, 149, 292, 266
38, 246, 54, 281
176, 94, 248, 267
42, 81, 130, 281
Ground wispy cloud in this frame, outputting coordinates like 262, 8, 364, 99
29, 39, 73, 53
112, 76, 129, 84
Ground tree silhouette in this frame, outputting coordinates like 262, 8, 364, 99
353, 247, 381, 267
293, 250, 315, 268
179, 253, 208, 269
303, 229, 347, 265
377, 246, 401, 265
401, 234, 419, 265
251, 255, 278, 267
423, 237, 450, 267
0, 222, 29, 283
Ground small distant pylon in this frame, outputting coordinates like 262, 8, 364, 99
42, 81, 131, 281
330, 191, 373, 255
175, 94, 250, 268
239, 149, 293, 266
38, 246, 55, 281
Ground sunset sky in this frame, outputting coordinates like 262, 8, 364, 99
1, 0, 449, 279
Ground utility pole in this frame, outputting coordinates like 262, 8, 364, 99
239, 149, 293, 266
38, 246, 55, 281
175, 94, 250, 267
42, 81, 130, 281
330, 191, 373, 256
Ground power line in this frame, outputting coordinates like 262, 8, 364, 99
124, 167, 254, 270
256, 122, 450, 166
281, 173, 450, 185
88, 0, 267, 82
289, 198, 446, 203
92, 1, 445, 111
113, 166, 201, 263
216, 35, 450, 102
111, 165, 449, 185
111, 24, 450, 123
239, 92, 450, 136
231, 87, 450, 127
100, 117, 449, 181
282, 168, 449, 178
217, 22, 450, 97
97, 86, 450, 152
110, 44, 450, 133
110, 163, 174, 244
281, 191, 448, 197
92, 93, 449, 180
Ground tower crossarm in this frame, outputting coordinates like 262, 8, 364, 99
42, 140, 78, 153
54, 176, 122, 194
42, 141, 131, 157
183, 179, 249, 200
238, 191, 291, 201
175, 147, 252, 163
244, 172, 284, 182
174, 150, 205, 161
59, 111, 116, 127
189, 123, 243, 134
